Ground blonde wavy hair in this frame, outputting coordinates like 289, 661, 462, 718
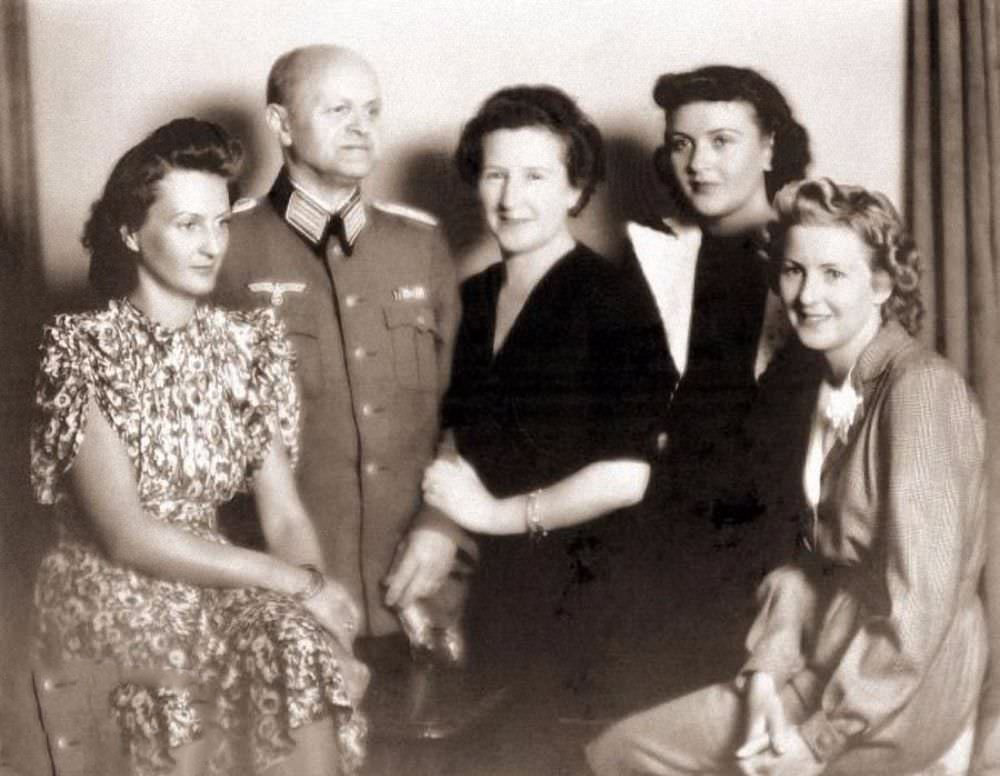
768, 177, 924, 336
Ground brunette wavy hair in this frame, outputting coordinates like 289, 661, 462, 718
454, 84, 605, 216
84, 118, 243, 298
652, 65, 811, 217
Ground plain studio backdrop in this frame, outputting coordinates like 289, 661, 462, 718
3, 0, 904, 772
28, 0, 904, 290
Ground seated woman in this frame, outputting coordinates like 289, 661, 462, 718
587, 178, 988, 776
30, 118, 368, 775
419, 85, 661, 712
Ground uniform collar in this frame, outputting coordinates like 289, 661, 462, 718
268, 168, 367, 256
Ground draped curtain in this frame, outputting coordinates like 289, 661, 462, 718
913, 7, 1000, 774
1, 0, 39, 278
907, 0, 1000, 393
0, 2, 50, 774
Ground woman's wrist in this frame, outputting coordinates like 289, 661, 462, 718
292, 563, 325, 602
268, 558, 319, 598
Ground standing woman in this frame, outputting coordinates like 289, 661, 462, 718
420, 85, 661, 712
622, 65, 813, 692
30, 119, 368, 775
588, 179, 987, 776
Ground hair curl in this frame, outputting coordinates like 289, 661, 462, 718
453, 84, 605, 216
769, 177, 924, 335
651, 65, 811, 216
84, 118, 243, 299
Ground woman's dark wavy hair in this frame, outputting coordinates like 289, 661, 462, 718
84, 117, 243, 298
453, 84, 605, 216
769, 177, 924, 336
651, 65, 811, 217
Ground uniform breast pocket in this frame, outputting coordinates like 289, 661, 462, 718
383, 303, 439, 390
281, 309, 326, 398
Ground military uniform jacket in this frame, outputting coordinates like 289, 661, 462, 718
215, 177, 460, 635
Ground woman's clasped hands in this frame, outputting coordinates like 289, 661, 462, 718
301, 576, 369, 702
733, 672, 822, 776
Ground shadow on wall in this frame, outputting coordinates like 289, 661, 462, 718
389, 132, 676, 277
603, 132, 676, 233
187, 102, 676, 277
191, 95, 273, 206
394, 146, 496, 279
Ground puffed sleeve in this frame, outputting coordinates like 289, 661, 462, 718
241, 307, 300, 482
31, 316, 92, 505
798, 361, 986, 762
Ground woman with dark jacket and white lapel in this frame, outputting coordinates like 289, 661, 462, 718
619, 65, 813, 695
589, 178, 987, 776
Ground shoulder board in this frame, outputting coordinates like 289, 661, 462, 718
231, 196, 261, 215
372, 200, 439, 227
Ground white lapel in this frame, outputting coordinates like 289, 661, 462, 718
627, 218, 789, 382
627, 219, 700, 377
755, 288, 791, 380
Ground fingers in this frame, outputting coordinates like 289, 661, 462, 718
384, 551, 447, 610
765, 697, 789, 755
735, 733, 770, 760
384, 548, 419, 608
330, 622, 355, 652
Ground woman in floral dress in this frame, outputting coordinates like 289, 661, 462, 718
30, 118, 368, 775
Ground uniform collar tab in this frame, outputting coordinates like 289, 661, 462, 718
269, 169, 367, 257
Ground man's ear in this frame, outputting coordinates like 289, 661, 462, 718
266, 103, 292, 147
119, 225, 139, 253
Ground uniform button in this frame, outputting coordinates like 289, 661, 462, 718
41, 677, 54, 692
353, 346, 366, 360
345, 294, 359, 308
656, 431, 669, 453
364, 462, 379, 476
361, 403, 373, 417
56, 736, 69, 749
416, 314, 426, 325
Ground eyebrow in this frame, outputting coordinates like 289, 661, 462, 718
668, 127, 744, 138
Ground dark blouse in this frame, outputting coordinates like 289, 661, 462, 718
443, 243, 661, 689
444, 242, 659, 497
664, 231, 770, 518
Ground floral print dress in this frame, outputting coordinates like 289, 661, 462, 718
30, 298, 366, 775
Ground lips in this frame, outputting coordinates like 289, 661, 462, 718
796, 311, 831, 327
689, 180, 721, 193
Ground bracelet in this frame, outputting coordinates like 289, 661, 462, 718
293, 563, 325, 602
525, 489, 547, 539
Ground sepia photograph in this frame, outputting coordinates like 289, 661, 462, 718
1, 1, 998, 774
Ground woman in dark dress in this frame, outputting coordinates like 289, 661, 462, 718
620, 66, 813, 695
421, 86, 661, 714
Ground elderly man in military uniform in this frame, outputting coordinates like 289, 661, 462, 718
215, 45, 468, 661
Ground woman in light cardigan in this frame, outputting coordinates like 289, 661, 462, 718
589, 178, 987, 776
